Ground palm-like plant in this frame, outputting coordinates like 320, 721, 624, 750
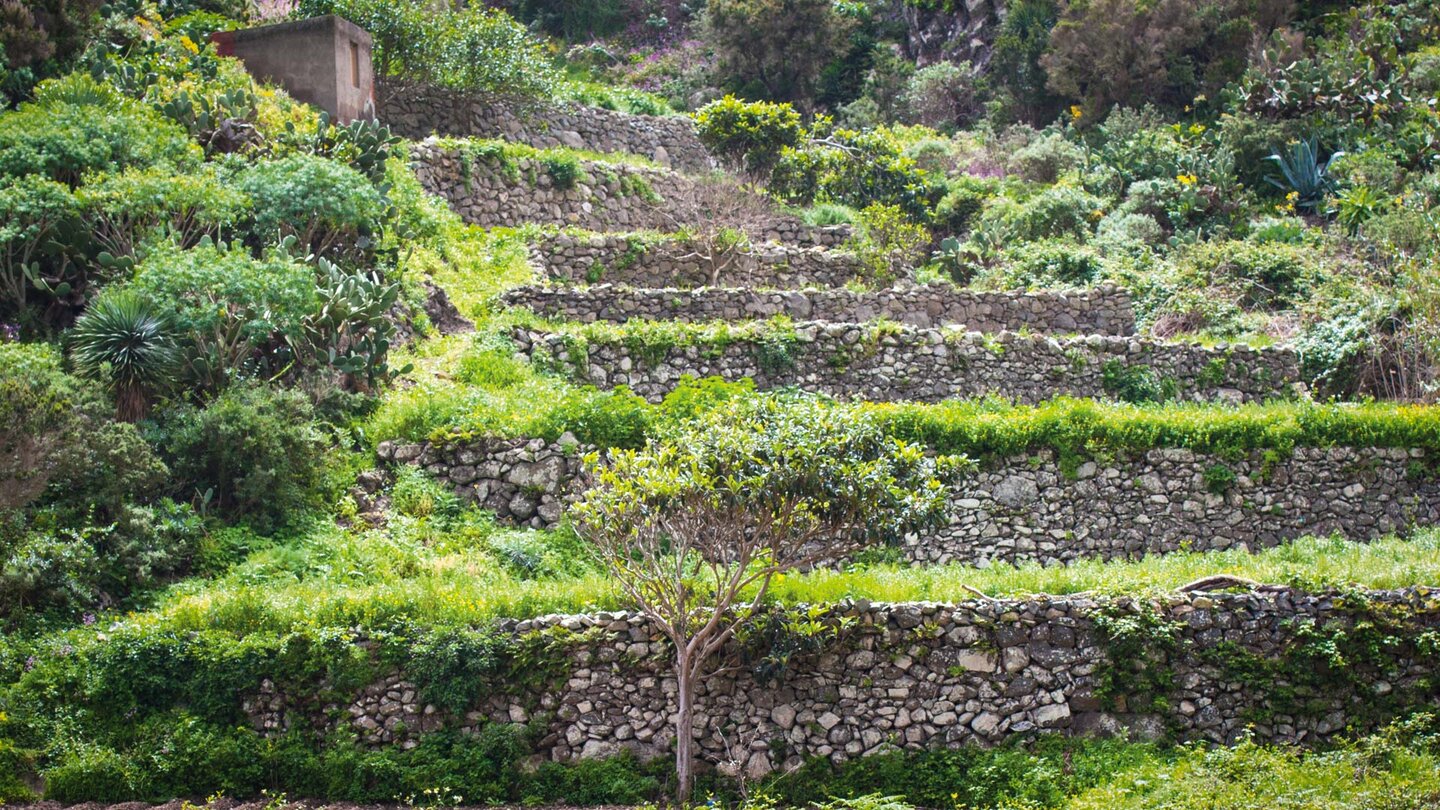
70, 290, 180, 421
1265, 139, 1344, 213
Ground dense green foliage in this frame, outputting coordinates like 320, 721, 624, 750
6, 0, 1440, 806
295, 0, 559, 100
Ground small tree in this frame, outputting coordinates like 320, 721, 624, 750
571, 396, 966, 802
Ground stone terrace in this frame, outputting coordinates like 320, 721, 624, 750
501, 284, 1136, 335
513, 323, 1299, 404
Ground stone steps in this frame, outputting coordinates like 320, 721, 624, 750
532, 230, 864, 289
512, 322, 1299, 405
501, 283, 1135, 335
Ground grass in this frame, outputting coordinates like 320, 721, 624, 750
118, 525, 1440, 639
1062, 730, 1440, 810
772, 531, 1440, 603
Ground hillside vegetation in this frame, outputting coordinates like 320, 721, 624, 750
3, 0, 1440, 807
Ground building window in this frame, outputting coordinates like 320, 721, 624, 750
350, 41, 361, 88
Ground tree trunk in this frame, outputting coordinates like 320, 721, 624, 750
674, 652, 695, 805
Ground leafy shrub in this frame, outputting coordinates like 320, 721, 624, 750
0, 73, 198, 185
800, 202, 859, 226
76, 165, 250, 258
1043, 0, 1291, 112
537, 387, 652, 449
42, 746, 140, 802
1101, 360, 1177, 403
237, 154, 383, 256
390, 466, 462, 521
772, 126, 941, 222
974, 185, 1103, 243
1095, 211, 1166, 251
157, 383, 328, 532
128, 242, 315, 391
295, 0, 559, 100
933, 176, 999, 236
704, 0, 854, 104
0, 173, 81, 316
693, 95, 805, 177
1008, 131, 1086, 184
1170, 239, 1326, 310
988, 240, 1106, 289
0, 342, 164, 514
846, 203, 930, 281
0, 0, 103, 104
899, 62, 980, 131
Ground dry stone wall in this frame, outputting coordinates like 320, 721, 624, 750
248, 591, 1440, 773
512, 324, 1298, 405
502, 284, 1136, 335
916, 446, 1440, 566
378, 439, 1440, 566
377, 435, 589, 529
532, 232, 861, 289
411, 142, 847, 246
379, 81, 714, 172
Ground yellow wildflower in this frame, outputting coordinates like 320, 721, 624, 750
1176, 173, 1198, 186
180, 35, 199, 54
1069, 105, 1083, 121
1188, 123, 1206, 135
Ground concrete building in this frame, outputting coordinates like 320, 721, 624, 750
212, 15, 374, 123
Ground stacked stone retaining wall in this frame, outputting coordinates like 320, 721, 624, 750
380, 82, 714, 172
532, 232, 862, 289
246, 591, 1440, 772
411, 142, 847, 246
512, 324, 1298, 405
378, 439, 1440, 566
503, 284, 1136, 335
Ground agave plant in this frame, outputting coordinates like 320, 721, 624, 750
70, 290, 180, 421
1265, 139, 1344, 214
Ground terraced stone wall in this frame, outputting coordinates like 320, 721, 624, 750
379, 82, 714, 172
379, 436, 588, 529
378, 439, 1440, 566
917, 446, 1440, 566
411, 142, 846, 246
246, 591, 1440, 772
511, 325, 1298, 404
532, 232, 860, 288
503, 285, 1136, 335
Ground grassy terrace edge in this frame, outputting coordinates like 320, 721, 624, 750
372, 369, 1440, 460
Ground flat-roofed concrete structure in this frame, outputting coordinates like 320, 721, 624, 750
213, 15, 373, 123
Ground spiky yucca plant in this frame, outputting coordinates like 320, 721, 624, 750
70, 290, 180, 421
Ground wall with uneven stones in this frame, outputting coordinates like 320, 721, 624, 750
512, 324, 1298, 405
411, 142, 847, 247
378, 439, 1440, 567
913, 446, 1440, 566
245, 591, 1440, 773
502, 284, 1136, 335
531, 231, 861, 289
379, 82, 714, 172
376, 435, 590, 529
